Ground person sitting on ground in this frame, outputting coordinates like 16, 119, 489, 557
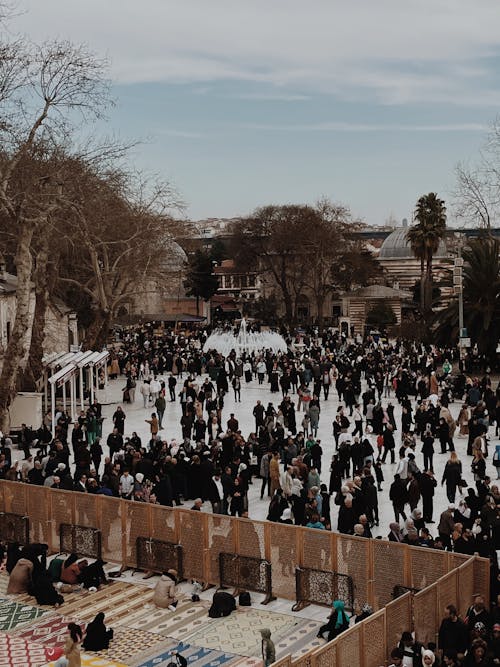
153, 569, 179, 610
166, 650, 187, 667
7, 557, 33, 594
82, 612, 114, 651
317, 600, 350, 641
32, 567, 64, 607
355, 603, 373, 624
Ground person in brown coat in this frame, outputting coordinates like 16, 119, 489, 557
269, 453, 281, 496
7, 558, 33, 594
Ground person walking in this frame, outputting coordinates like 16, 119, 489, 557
140, 382, 151, 408
154, 395, 166, 430
389, 474, 408, 523
421, 426, 435, 471
441, 452, 462, 504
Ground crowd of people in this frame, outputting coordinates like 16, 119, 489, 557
0, 323, 499, 664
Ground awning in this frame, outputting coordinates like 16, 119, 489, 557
114, 313, 206, 325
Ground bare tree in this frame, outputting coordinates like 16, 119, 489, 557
0, 33, 111, 430
454, 119, 500, 230
55, 162, 182, 348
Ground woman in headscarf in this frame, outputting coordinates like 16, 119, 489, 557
82, 613, 113, 651
316, 599, 350, 641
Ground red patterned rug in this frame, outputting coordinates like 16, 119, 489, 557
13, 613, 87, 649
0, 631, 55, 667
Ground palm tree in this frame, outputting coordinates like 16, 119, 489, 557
462, 237, 500, 359
433, 237, 500, 362
406, 193, 447, 315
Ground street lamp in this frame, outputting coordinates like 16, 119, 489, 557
453, 252, 469, 357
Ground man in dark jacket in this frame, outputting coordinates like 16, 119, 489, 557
419, 469, 437, 522
438, 604, 469, 656
389, 474, 408, 522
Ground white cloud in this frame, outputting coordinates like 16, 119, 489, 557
8, 0, 500, 105
239, 122, 488, 132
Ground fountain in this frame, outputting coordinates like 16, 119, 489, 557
203, 318, 288, 356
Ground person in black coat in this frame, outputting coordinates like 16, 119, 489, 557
83, 612, 114, 651
419, 468, 437, 522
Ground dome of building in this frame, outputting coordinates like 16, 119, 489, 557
161, 240, 188, 272
379, 226, 447, 259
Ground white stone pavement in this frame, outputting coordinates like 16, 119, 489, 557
96, 372, 499, 537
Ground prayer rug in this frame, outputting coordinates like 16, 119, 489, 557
124, 599, 212, 638
185, 609, 300, 657
13, 613, 87, 649
47, 656, 127, 667
130, 641, 242, 667
0, 632, 53, 667
94, 628, 170, 663
273, 618, 323, 659
58, 582, 154, 624
0, 600, 49, 631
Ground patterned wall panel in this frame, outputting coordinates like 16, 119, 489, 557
123, 501, 151, 567
335, 625, 362, 666
410, 546, 447, 590
413, 586, 438, 645
385, 593, 412, 652
449, 553, 471, 570
26, 485, 50, 546
336, 535, 370, 610
150, 504, 177, 543
437, 570, 458, 614
206, 514, 235, 585
48, 489, 74, 552
99, 496, 123, 564
74, 492, 99, 529
363, 611, 386, 667
312, 644, 336, 667
268, 523, 299, 599
237, 518, 266, 560
300, 529, 334, 572
1, 481, 27, 516
473, 557, 490, 604
457, 560, 475, 616
372, 539, 407, 610
177, 510, 205, 582
290, 654, 312, 667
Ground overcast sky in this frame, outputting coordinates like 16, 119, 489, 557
8, 1, 500, 224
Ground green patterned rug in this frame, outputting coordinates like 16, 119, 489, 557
0, 599, 50, 631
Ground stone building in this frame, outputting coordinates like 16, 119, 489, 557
0, 266, 78, 370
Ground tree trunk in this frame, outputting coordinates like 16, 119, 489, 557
316, 294, 325, 332
424, 255, 433, 315
0, 222, 35, 432
82, 309, 110, 350
22, 242, 50, 392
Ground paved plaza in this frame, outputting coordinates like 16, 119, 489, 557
96, 369, 499, 535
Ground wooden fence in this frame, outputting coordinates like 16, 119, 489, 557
280, 557, 489, 667
0, 480, 490, 666
0, 480, 481, 612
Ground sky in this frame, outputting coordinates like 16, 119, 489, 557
7, 1, 500, 224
